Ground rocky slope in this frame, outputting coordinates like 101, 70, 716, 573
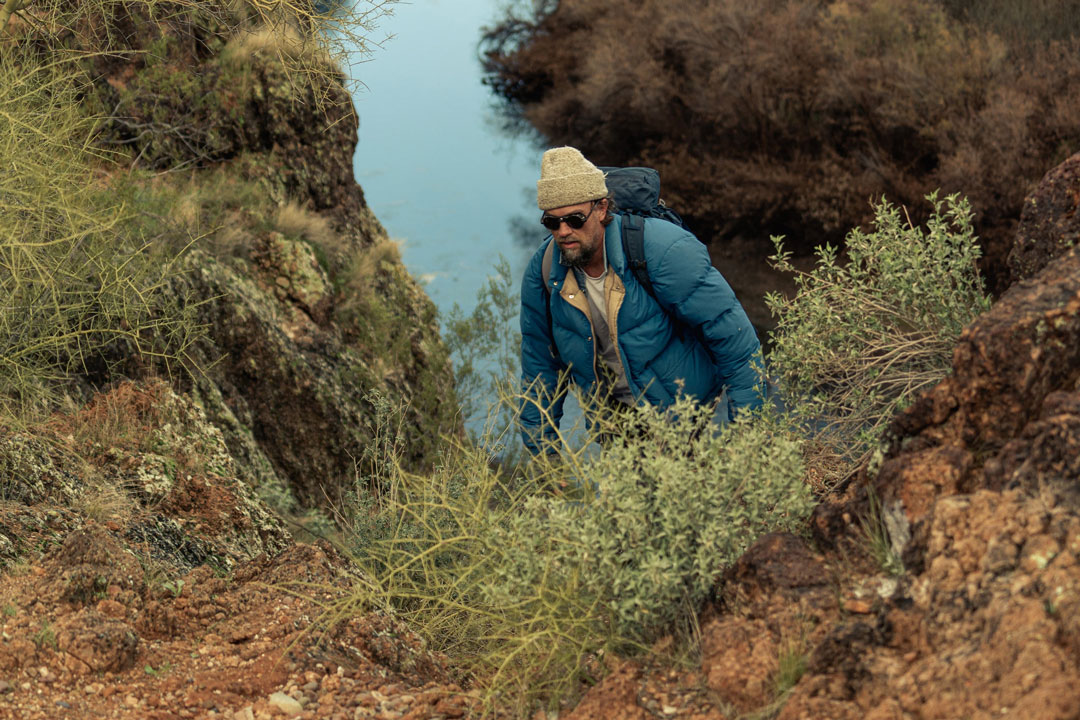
78, 5, 461, 517
0, 380, 469, 720
4, 3, 1080, 718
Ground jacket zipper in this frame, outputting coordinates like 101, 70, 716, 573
558, 271, 600, 385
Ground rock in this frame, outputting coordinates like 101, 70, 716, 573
776, 244, 1080, 719
268, 692, 304, 715
700, 618, 778, 712
1009, 152, 1080, 284
0, 434, 83, 506
877, 245, 1080, 530
55, 609, 139, 674
46, 525, 144, 605
722, 532, 829, 604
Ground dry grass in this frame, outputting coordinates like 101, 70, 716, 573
50, 381, 164, 453
340, 237, 402, 304
274, 202, 344, 255
221, 26, 335, 71
72, 475, 139, 525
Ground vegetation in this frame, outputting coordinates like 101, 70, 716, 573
0, 0, 398, 101
442, 257, 522, 439
337, 184, 992, 714
343, 388, 813, 714
766, 194, 991, 489
0, 0, 1009, 716
481, 0, 1080, 290
860, 485, 905, 577
0, 51, 199, 423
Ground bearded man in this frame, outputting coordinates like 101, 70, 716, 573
518, 146, 764, 453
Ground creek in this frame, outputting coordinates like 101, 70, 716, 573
350, 0, 538, 318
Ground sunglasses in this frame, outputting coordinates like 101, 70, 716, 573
540, 200, 600, 232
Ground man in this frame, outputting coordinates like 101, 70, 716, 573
519, 146, 764, 454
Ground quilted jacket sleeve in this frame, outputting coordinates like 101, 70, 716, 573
646, 228, 765, 419
519, 241, 569, 454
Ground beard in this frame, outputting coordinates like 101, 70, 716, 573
558, 229, 602, 268
560, 242, 597, 268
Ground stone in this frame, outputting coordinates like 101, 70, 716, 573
268, 692, 304, 716
1009, 152, 1080, 284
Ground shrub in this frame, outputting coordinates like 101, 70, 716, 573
0, 52, 198, 422
442, 257, 522, 437
349, 392, 813, 713
765, 193, 991, 488
1, 0, 399, 102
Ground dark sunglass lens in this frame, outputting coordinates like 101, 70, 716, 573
563, 213, 587, 229
540, 211, 589, 231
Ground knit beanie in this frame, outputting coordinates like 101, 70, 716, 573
536, 146, 608, 210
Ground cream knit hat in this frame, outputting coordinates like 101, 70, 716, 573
536, 146, 608, 211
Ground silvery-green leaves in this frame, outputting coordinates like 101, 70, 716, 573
766, 193, 990, 486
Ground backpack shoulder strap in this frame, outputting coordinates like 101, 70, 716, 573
620, 214, 656, 299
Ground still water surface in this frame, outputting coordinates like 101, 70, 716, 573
350, 0, 538, 317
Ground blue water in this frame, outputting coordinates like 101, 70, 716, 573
349, 0, 539, 316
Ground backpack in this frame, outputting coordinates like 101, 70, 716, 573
541, 166, 688, 299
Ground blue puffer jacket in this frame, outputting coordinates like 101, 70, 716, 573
519, 214, 763, 453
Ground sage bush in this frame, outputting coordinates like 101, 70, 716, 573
766, 193, 991, 487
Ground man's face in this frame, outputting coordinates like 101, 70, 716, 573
544, 199, 607, 269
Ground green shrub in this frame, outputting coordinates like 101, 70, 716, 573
349, 393, 813, 714
442, 257, 522, 433
765, 193, 991, 488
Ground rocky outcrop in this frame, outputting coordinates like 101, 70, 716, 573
779, 155, 1080, 719
875, 245, 1080, 540
1008, 151, 1080, 284
0, 380, 290, 571
64, 7, 461, 515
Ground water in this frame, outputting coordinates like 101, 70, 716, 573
349, 0, 539, 317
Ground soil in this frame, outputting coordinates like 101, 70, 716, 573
0, 520, 467, 720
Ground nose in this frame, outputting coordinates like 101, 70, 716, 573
555, 220, 574, 237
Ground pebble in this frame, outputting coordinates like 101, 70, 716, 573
0, 681, 10, 694
844, 599, 873, 614
268, 692, 304, 715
